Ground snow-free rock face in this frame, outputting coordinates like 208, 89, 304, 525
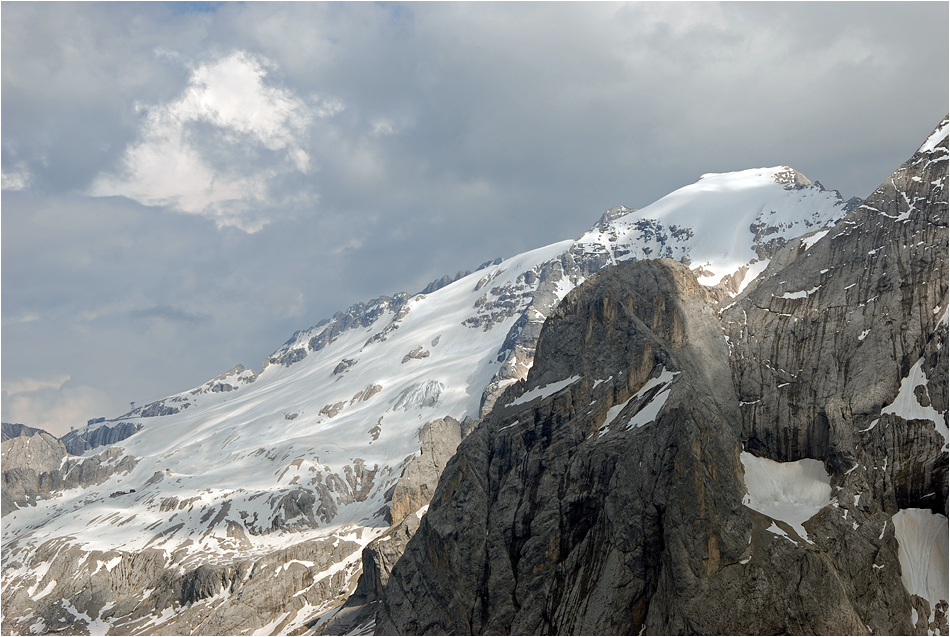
3, 124, 937, 635
377, 118, 949, 635
1, 431, 69, 516
385, 417, 465, 527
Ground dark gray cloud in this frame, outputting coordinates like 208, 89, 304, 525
2, 2, 947, 435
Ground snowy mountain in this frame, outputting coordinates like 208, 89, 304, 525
2, 120, 946, 636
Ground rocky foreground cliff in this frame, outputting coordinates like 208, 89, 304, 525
373, 119, 949, 635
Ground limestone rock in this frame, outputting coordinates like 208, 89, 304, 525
387, 417, 464, 527
320, 513, 423, 636
2, 432, 139, 517
2, 535, 364, 636
421, 270, 472, 295
401, 347, 431, 364
1, 423, 46, 441
61, 420, 142, 455
377, 119, 949, 635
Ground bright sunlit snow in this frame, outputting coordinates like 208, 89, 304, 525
596, 369, 678, 436
508, 376, 582, 407
918, 118, 950, 155
574, 166, 845, 291
800, 229, 830, 252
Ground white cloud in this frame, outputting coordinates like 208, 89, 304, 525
1, 383, 112, 437
1, 312, 41, 326
1, 374, 114, 437
3, 374, 72, 396
90, 51, 338, 232
2, 168, 32, 191
330, 237, 365, 255
371, 118, 396, 137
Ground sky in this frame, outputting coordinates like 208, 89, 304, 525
2, 2, 948, 437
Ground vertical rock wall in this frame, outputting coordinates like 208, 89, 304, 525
376, 120, 949, 635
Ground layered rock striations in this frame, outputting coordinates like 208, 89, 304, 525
377, 120, 949, 634
1, 423, 46, 442
60, 421, 143, 455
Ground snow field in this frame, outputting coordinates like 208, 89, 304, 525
574, 167, 844, 288
918, 117, 949, 155
596, 369, 679, 436
508, 376, 582, 407
3, 240, 578, 568
740, 452, 832, 543
893, 508, 949, 626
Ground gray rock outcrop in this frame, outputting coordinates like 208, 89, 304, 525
1, 431, 69, 516
60, 420, 142, 455
320, 417, 465, 635
1, 422, 46, 441
319, 513, 423, 636
376, 120, 949, 634
2, 534, 365, 636
2, 432, 140, 517
386, 416, 464, 527
380, 259, 769, 634
401, 347, 431, 364
421, 270, 472, 295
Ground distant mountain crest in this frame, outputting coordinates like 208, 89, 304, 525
0, 423, 46, 442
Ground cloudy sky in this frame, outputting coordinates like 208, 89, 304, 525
2, 2, 947, 436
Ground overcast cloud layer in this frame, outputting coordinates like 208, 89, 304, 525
3, 2, 948, 436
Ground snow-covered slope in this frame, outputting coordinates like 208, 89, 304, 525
573, 166, 845, 292
1, 166, 850, 635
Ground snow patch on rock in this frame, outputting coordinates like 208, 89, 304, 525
893, 508, 949, 626
740, 452, 832, 543
508, 375, 581, 407
882, 358, 948, 449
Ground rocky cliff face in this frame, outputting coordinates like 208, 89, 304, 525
379, 259, 755, 634
377, 120, 949, 634
1, 430, 140, 517
60, 421, 143, 455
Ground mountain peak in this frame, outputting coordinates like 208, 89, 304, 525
697, 165, 811, 187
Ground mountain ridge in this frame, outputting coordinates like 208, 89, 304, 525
2, 122, 945, 635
